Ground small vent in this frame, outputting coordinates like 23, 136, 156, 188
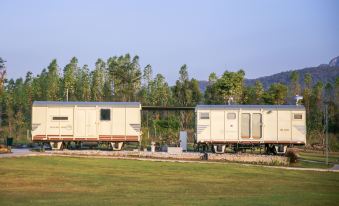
197, 125, 209, 134
32, 123, 41, 131
130, 124, 141, 132
200, 112, 209, 120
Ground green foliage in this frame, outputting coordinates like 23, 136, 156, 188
0, 55, 337, 150
46, 59, 60, 101
243, 80, 264, 104
263, 83, 288, 105
216, 70, 245, 104
63, 57, 78, 101
91, 58, 105, 101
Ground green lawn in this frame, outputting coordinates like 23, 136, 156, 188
299, 151, 339, 164
0, 157, 338, 206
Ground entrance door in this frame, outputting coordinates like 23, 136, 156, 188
225, 112, 238, 140
278, 111, 292, 141
241, 113, 251, 139
252, 113, 262, 139
211, 111, 225, 141
76, 109, 97, 138
86, 109, 97, 137
76, 110, 86, 137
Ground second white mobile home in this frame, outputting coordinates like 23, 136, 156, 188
196, 105, 306, 153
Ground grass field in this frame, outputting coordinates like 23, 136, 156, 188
299, 151, 339, 164
0, 157, 338, 206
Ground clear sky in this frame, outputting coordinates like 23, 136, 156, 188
1, 0, 338, 84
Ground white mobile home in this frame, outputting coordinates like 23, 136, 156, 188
32, 101, 141, 150
195, 105, 306, 154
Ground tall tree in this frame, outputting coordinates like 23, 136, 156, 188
46, 59, 60, 101
263, 83, 288, 105
215, 70, 245, 104
63, 57, 78, 101
91, 59, 105, 101
243, 80, 264, 104
302, 73, 313, 137
0, 57, 6, 95
108, 54, 142, 101
173, 64, 192, 106
80, 65, 91, 101
289, 71, 301, 99
204, 72, 221, 104
190, 78, 202, 105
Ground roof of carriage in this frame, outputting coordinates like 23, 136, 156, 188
33, 101, 141, 107
196, 104, 305, 110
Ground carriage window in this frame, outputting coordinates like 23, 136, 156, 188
241, 113, 250, 139
227, 113, 236, 119
100, 109, 111, 121
293, 114, 302, 120
52, 116, 68, 120
200, 112, 209, 119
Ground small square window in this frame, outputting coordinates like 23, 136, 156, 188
200, 112, 209, 120
293, 114, 302, 120
100, 109, 111, 121
227, 113, 236, 119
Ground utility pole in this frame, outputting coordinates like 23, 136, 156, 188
66, 88, 69, 102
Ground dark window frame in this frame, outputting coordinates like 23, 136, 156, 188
293, 114, 303, 120
52, 116, 68, 121
100, 109, 111, 121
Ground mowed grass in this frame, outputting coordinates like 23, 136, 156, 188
0, 157, 338, 206
299, 151, 339, 164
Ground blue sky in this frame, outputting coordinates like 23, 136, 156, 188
1, 0, 338, 84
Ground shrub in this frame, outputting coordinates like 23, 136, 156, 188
285, 149, 298, 163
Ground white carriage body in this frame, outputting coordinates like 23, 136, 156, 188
196, 105, 306, 145
31, 101, 141, 143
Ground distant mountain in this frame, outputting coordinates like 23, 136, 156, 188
329, 56, 339, 67
199, 56, 339, 92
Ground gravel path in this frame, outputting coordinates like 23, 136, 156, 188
0, 148, 34, 158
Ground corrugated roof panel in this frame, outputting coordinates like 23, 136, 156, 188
33, 101, 141, 107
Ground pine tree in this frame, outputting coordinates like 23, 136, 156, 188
81, 65, 91, 101
46, 59, 60, 101
289, 71, 301, 101
91, 59, 105, 101
63, 57, 78, 101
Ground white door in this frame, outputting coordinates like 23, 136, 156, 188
59, 108, 73, 136
225, 112, 238, 140
252, 113, 262, 139
241, 113, 251, 139
47, 108, 60, 135
211, 111, 225, 141
76, 109, 97, 137
86, 109, 97, 137
278, 111, 292, 141
76, 110, 86, 137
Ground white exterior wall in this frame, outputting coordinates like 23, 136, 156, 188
196, 107, 306, 145
32, 103, 141, 142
